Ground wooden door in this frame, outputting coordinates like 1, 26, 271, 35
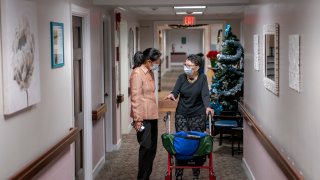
73, 15, 84, 180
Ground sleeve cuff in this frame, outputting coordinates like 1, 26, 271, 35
134, 118, 143, 122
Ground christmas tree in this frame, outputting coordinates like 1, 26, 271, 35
210, 24, 244, 114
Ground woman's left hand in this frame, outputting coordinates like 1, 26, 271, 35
206, 107, 214, 116
164, 93, 176, 101
134, 121, 143, 132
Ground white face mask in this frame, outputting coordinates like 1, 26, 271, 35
151, 64, 159, 71
184, 65, 192, 75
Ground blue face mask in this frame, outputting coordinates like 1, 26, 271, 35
184, 65, 192, 75
151, 64, 159, 71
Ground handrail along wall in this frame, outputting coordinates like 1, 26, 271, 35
10, 127, 80, 180
238, 102, 303, 180
92, 103, 107, 121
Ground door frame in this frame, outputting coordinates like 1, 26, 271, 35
119, 20, 131, 134
71, 4, 92, 180
102, 14, 114, 152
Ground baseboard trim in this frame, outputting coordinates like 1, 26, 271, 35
242, 157, 256, 180
92, 156, 105, 179
105, 138, 122, 153
113, 139, 122, 151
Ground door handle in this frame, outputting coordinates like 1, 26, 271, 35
104, 92, 109, 97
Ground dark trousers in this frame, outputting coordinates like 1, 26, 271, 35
137, 120, 158, 180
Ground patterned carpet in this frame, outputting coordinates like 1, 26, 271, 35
95, 68, 248, 180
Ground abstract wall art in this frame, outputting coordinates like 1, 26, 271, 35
50, 22, 64, 68
288, 34, 301, 93
1, 0, 41, 115
253, 34, 260, 71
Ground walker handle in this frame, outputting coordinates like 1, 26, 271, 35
163, 111, 171, 133
207, 111, 213, 135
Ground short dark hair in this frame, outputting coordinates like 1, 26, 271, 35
187, 54, 202, 66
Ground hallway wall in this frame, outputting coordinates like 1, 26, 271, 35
243, 1, 320, 179
143, 19, 242, 53
140, 19, 241, 76
90, 6, 109, 173
139, 20, 155, 52
0, 0, 74, 178
0, 0, 108, 179
166, 29, 203, 56
113, 9, 140, 135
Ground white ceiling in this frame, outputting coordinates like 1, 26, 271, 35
128, 6, 245, 16
93, 0, 251, 6
93, 0, 251, 20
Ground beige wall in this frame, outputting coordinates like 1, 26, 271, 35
119, 10, 142, 134
140, 20, 155, 51
243, 1, 320, 179
0, 0, 73, 178
166, 29, 203, 55
90, 6, 108, 171
0, 0, 108, 178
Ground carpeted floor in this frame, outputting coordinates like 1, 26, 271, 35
95, 67, 248, 180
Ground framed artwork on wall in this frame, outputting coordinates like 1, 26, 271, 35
263, 23, 280, 95
1, 0, 41, 115
50, 22, 64, 68
288, 34, 300, 93
181, 37, 187, 44
253, 34, 260, 71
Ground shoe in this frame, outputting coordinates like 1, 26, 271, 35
192, 168, 200, 179
176, 176, 183, 180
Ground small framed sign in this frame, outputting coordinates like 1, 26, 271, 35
50, 22, 64, 68
181, 37, 187, 44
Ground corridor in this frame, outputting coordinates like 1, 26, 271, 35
2, 1, 316, 179
95, 68, 248, 180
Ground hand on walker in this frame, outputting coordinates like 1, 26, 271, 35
206, 107, 214, 116
164, 93, 176, 101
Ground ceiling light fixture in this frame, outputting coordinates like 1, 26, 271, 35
192, 12, 203, 15
174, 6, 206, 9
176, 12, 203, 15
176, 12, 187, 15
117, 7, 127, 11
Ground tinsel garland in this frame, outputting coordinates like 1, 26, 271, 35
218, 40, 243, 63
210, 101, 223, 115
168, 24, 208, 29
225, 24, 231, 36
210, 24, 244, 113
211, 65, 243, 98
214, 65, 244, 79
211, 77, 244, 97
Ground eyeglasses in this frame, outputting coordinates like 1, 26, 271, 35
184, 63, 196, 68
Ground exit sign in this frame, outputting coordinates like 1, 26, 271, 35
183, 16, 195, 25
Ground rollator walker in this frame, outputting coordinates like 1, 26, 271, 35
161, 112, 216, 180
